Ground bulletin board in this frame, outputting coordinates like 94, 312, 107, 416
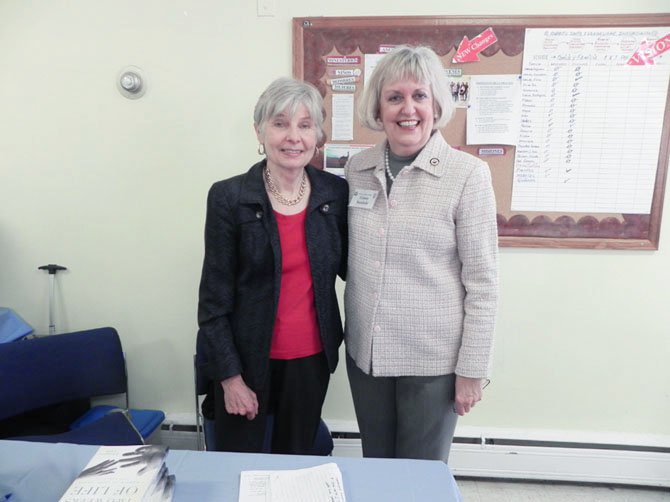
293, 15, 670, 249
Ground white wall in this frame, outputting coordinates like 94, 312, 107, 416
1, 0, 668, 440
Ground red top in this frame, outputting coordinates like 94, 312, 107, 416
270, 208, 322, 359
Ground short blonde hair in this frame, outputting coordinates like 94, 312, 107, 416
358, 45, 454, 131
254, 77, 326, 144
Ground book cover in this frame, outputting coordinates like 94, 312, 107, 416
59, 445, 170, 502
145, 470, 175, 502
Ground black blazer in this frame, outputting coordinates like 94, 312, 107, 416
197, 161, 348, 391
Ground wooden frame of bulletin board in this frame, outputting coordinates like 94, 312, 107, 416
293, 15, 670, 249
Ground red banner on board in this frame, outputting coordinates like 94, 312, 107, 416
627, 33, 670, 65
452, 27, 498, 63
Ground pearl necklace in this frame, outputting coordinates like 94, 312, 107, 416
264, 167, 307, 206
384, 145, 396, 182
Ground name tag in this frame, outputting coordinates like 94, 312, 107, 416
348, 189, 379, 209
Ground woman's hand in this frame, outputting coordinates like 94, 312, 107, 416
453, 375, 486, 416
221, 375, 259, 420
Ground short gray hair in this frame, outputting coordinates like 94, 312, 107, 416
254, 77, 326, 144
358, 45, 454, 131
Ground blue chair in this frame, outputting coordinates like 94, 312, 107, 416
8, 410, 143, 446
0, 327, 164, 445
200, 400, 334, 455
70, 406, 164, 440
0, 307, 33, 343
194, 344, 333, 454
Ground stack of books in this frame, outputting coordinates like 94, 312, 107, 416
59, 445, 175, 502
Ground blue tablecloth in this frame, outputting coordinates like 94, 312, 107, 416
0, 440, 462, 501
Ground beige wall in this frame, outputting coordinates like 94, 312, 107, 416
1, 0, 669, 438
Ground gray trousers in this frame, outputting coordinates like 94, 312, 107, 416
346, 352, 458, 463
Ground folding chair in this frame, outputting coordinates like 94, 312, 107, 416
0, 307, 33, 343
0, 327, 164, 445
194, 341, 333, 454
8, 410, 143, 446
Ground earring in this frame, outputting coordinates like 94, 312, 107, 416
257, 143, 266, 155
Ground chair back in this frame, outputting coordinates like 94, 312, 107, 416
0, 307, 33, 343
0, 327, 127, 421
7, 409, 143, 446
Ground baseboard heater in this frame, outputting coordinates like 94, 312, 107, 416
158, 422, 670, 488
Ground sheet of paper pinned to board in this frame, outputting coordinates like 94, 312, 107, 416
331, 93, 354, 141
238, 462, 346, 502
466, 74, 522, 146
511, 27, 670, 214
364, 53, 385, 88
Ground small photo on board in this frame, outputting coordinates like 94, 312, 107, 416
449, 76, 471, 108
323, 143, 374, 177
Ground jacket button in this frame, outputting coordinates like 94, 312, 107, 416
321, 204, 330, 213
255, 210, 263, 219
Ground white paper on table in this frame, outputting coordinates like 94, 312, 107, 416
331, 94, 354, 141
239, 472, 272, 502
239, 463, 346, 502
466, 74, 522, 146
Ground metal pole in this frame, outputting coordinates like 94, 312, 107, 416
48, 273, 56, 334
38, 264, 67, 335
194, 354, 203, 451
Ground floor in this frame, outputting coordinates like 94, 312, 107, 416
457, 479, 670, 501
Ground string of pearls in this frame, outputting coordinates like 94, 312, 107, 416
384, 145, 396, 182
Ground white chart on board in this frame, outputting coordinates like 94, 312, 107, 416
512, 27, 670, 214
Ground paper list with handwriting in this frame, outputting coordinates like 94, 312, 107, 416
238, 462, 346, 502
512, 27, 670, 214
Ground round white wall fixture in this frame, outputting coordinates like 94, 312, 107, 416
117, 66, 147, 99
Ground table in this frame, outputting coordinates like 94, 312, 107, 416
0, 440, 462, 501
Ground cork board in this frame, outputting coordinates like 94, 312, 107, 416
293, 15, 670, 249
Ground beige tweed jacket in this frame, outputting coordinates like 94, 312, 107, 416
344, 132, 498, 378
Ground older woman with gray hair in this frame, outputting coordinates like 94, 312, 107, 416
344, 46, 498, 462
197, 77, 348, 453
